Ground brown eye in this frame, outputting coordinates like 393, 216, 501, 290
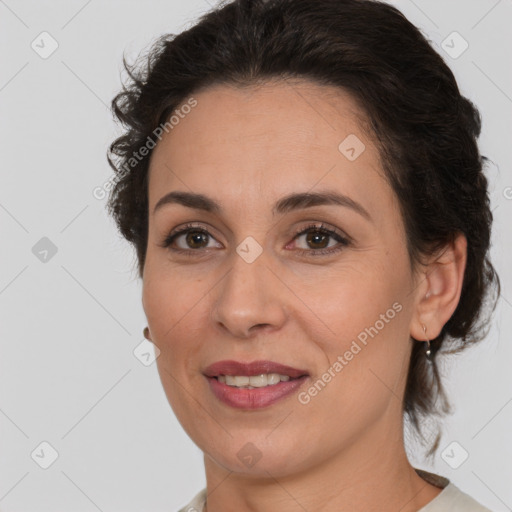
304, 230, 331, 249
291, 223, 351, 257
183, 230, 209, 249
160, 224, 221, 252
159, 222, 350, 258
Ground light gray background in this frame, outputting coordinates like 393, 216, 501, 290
0, 0, 511, 510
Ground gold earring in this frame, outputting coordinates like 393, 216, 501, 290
143, 326, 151, 341
421, 323, 432, 359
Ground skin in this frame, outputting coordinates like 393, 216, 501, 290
141, 79, 467, 512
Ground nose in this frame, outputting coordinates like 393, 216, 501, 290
211, 249, 289, 339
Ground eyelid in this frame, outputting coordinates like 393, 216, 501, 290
158, 222, 222, 250
292, 222, 352, 243
288, 222, 351, 256
159, 221, 352, 255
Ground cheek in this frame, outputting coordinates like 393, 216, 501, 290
314, 290, 410, 391
143, 270, 205, 421
295, 250, 413, 397
142, 263, 212, 381
295, 251, 409, 341
142, 256, 204, 330
294, 299, 411, 441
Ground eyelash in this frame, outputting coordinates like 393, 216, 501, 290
159, 222, 351, 258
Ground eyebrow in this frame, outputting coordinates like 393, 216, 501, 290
153, 190, 372, 221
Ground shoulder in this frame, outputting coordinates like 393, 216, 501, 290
177, 480, 494, 512
418, 481, 493, 511
176, 488, 207, 512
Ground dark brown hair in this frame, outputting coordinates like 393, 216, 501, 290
106, 0, 500, 458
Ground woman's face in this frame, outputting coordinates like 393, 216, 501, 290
142, 80, 423, 477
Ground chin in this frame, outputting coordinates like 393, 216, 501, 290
201, 434, 313, 479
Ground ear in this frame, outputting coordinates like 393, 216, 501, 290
410, 233, 467, 341
141, 296, 153, 342
143, 326, 153, 342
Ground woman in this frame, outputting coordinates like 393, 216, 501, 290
106, 0, 500, 510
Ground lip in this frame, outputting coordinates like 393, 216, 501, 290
203, 360, 309, 378
206, 374, 309, 409
203, 360, 310, 410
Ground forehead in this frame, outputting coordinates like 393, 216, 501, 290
147, 79, 389, 217
150, 78, 371, 158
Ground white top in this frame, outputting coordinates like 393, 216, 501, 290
177, 469, 493, 512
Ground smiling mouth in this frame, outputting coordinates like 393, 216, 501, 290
203, 360, 309, 407
212, 373, 303, 389
203, 359, 309, 380
206, 373, 309, 409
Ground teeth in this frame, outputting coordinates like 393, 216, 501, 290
218, 373, 292, 388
